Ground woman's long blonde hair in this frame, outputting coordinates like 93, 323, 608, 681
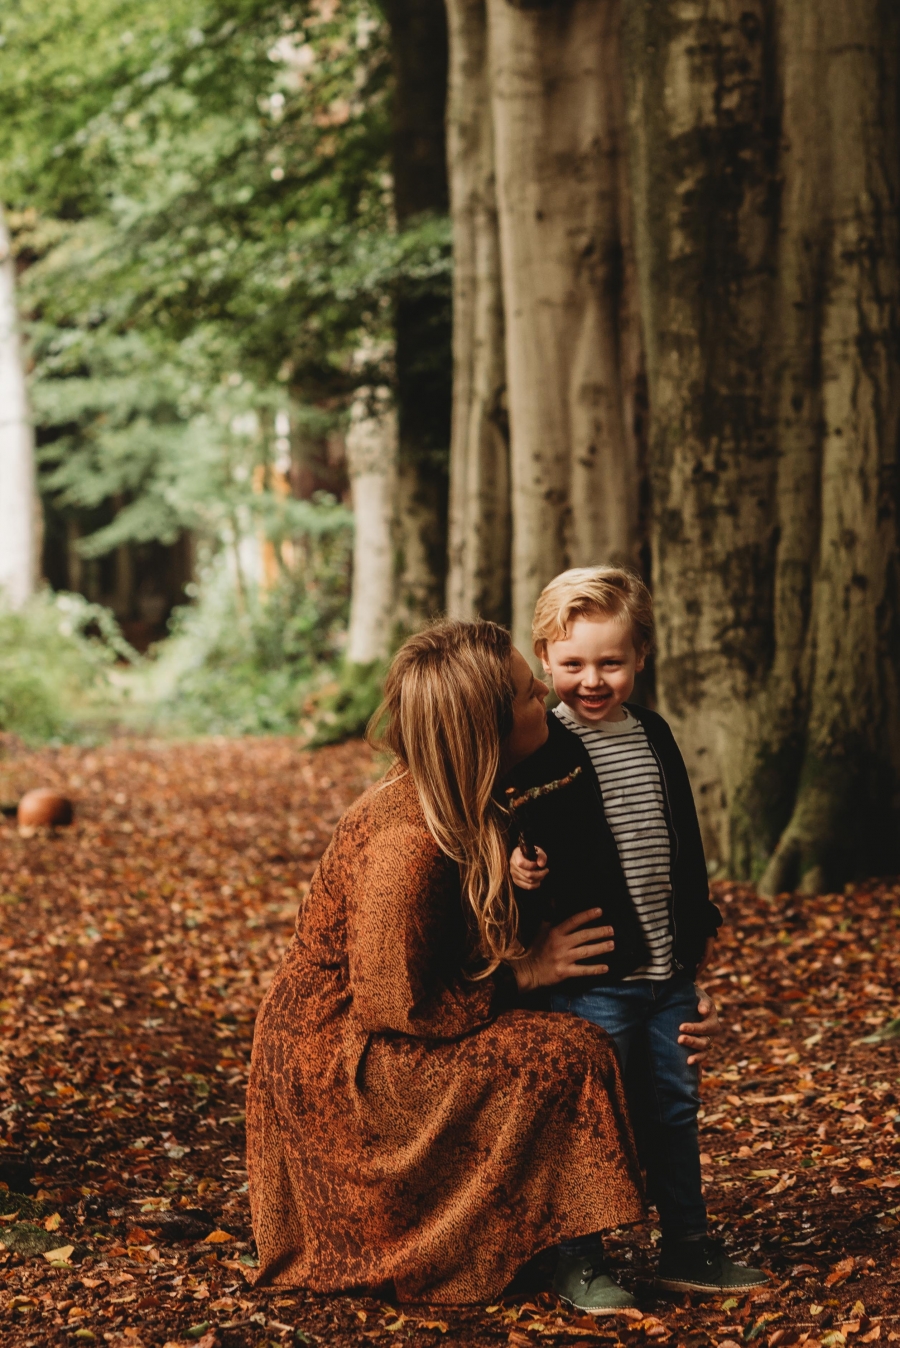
368, 620, 518, 971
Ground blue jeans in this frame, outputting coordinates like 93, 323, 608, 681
551, 976, 707, 1242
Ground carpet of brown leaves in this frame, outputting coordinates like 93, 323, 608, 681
0, 735, 898, 1348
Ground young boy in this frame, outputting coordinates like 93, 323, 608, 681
508, 566, 766, 1311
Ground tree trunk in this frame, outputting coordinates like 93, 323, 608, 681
0, 205, 39, 609
622, 0, 778, 871
382, 0, 453, 628
488, 0, 645, 653
755, 0, 900, 892
623, 0, 900, 886
444, 0, 511, 624
345, 387, 399, 666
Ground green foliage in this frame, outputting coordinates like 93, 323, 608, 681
0, 0, 452, 739
146, 494, 353, 735
309, 658, 385, 745
2, 0, 402, 555
0, 592, 135, 743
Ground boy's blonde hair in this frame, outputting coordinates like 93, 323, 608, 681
532, 566, 655, 659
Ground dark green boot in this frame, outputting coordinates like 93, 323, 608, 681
552, 1249, 638, 1314
656, 1236, 768, 1293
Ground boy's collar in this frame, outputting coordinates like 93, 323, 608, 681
554, 701, 636, 732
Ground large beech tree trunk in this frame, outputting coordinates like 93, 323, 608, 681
623, 0, 900, 887
487, 0, 645, 652
382, 0, 453, 627
754, 0, 900, 892
445, 0, 511, 624
0, 205, 39, 609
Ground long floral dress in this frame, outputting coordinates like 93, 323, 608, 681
246, 769, 643, 1303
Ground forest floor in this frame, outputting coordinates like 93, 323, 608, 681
0, 736, 899, 1348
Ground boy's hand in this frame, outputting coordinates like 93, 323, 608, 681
510, 844, 549, 890
678, 987, 721, 1066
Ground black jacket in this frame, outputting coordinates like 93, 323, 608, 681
504, 704, 722, 992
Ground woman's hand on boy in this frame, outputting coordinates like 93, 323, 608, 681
510, 909, 614, 992
678, 989, 721, 1065
510, 845, 549, 889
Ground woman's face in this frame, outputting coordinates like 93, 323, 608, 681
500, 648, 549, 774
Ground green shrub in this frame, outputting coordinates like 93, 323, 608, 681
0, 591, 134, 743
308, 660, 387, 746
146, 496, 354, 737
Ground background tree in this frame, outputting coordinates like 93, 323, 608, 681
444, 0, 509, 625
0, 204, 39, 608
381, 0, 454, 626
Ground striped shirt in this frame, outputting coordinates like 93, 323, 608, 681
554, 703, 673, 980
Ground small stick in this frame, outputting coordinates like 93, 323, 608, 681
505, 767, 582, 862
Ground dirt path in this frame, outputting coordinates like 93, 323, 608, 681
0, 737, 898, 1347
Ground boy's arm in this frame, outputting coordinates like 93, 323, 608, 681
510, 844, 548, 890
648, 711, 723, 935
678, 975, 722, 1066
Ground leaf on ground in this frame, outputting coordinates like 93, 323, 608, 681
825, 1256, 856, 1287
1, 738, 900, 1344
42, 1243, 75, 1262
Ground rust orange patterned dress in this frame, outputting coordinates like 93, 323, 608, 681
246, 770, 644, 1304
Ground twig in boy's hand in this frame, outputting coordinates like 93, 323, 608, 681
505, 767, 582, 809
505, 767, 582, 863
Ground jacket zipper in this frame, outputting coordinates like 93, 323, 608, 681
646, 736, 682, 970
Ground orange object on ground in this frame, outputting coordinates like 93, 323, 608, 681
17, 789, 74, 828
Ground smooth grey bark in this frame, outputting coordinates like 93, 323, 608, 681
0, 205, 39, 608
345, 386, 399, 666
488, 0, 645, 654
445, 0, 511, 624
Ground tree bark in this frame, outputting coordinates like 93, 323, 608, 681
754, 0, 900, 892
345, 386, 399, 666
623, 0, 900, 886
0, 205, 39, 609
381, 0, 453, 627
488, 0, 645, 653
622, 0, 778, 871
444, 0, 511, 624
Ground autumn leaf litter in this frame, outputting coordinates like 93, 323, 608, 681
0, 735, 898, 1347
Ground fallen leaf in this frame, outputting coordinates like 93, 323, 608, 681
825, 1256, 856, 1288
203, 1228, 234, 1243
766, 1173, 796, 1195
42, 1243, 74, 1263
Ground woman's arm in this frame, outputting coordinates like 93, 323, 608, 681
509, 909, 616, 991
348, 827, 498, 1039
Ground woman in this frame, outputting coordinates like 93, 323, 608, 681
247, 621, 717, 1305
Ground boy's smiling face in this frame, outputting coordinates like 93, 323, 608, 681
542, 613, 645, 726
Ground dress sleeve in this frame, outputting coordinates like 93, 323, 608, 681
347, 821, 504, 1039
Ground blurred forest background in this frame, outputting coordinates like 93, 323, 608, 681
0, 0, 898, 894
